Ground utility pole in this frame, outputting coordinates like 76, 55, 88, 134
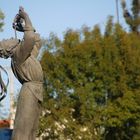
4, 66, 15, 129
116, 0, 120, 24
9, 68, 15, 129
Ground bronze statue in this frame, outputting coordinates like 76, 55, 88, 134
0, 7, 43, 140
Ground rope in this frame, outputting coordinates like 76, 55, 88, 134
14, 28, 17, 39
0, 65, 9, 102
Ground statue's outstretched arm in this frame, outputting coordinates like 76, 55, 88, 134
0, 38, 19, 58
13, 7, 37, 65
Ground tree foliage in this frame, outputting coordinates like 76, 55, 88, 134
121, 0, 140, 34
0, 9, 4, 31
39, 16, 140, 139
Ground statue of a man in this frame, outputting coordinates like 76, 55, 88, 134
0, 7, 43, 140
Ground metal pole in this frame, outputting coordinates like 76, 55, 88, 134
14, 28, 17, 39
116, 0, 120, 24
9, 68, 14, 129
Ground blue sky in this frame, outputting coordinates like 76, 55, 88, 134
0, 0, 128, 118
0, 0, 127, 40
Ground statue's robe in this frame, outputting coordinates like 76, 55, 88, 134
0, 32, 43, 140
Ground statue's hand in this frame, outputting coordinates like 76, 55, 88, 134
17, 6, 35, 32
13, 14, 21, 23
13, 14, 24, 32
18, 6, 27, 19
19, 6, 24, 12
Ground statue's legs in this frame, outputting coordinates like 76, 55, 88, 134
11, 83, 41, 140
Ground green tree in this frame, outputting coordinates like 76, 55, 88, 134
39, 18, 140, 140
121, 0, 140, 34
0, 9, 4, 31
